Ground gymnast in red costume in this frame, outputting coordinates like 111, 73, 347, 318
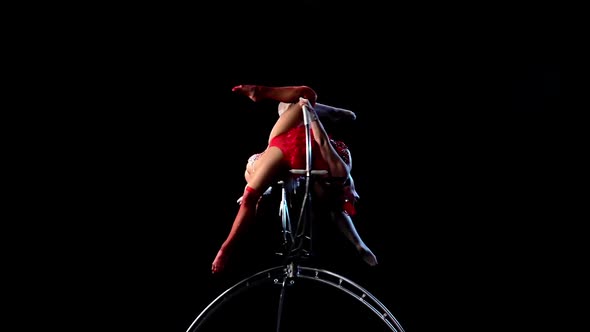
211, 85, 377, 274
246, 120, 358, 216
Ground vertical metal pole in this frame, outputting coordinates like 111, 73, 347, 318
302, 103, 312, 176
298, 103, 313, 255
275, 277, 287, 332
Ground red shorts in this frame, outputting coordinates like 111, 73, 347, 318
269, 125, 329, 171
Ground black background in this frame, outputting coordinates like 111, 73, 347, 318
17, 2, 570, 332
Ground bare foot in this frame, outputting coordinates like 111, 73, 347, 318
359, 246, 378, 267
211, 249, 228, 274
231, 85, 259, 102
314, 102, 357, 122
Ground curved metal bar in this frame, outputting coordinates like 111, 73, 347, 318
186, 266, 287, 332
295, 266, 405, 332
186, 264, 405, 332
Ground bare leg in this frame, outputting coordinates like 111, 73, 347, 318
315, 102, 357, 122
309, 109, 349, 177
293, 99, 372, 266
232, 85, 317, 104
331, 210, 378, 266
267, 102, 310, 143
212, 147, 285, 274
232, 85, 319, 144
